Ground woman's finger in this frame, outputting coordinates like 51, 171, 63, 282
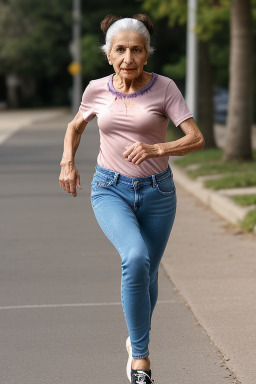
59, 174, 64, 189
59, 166, 81, 196
76, 173, 82, 189
70, 183, 77, 197
123, 144, 136, 158
130, 152, 141, 163
134, 155, 145, 165
64, 180, 71, 193
133, 151, 148, 165
127, 148, 139, 160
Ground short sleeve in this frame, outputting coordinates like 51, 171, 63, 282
79, 81, 96, 122
163, 80, 193, 127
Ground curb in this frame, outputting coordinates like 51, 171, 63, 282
0, 108, 69, 145
162, 161, 256, 384
170, 162, 249, 226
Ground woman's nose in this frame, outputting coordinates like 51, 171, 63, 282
124, 49, 133, 64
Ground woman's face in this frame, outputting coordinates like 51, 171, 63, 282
107, 30, 149, 79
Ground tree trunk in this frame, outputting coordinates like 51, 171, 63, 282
5, 74, 20, 109
197, 40, 216, 148
223, 0, 253, 161
19, 77, 36, 99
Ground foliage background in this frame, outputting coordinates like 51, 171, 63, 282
0, 0, 255, 118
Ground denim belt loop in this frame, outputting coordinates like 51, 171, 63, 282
167, 163, 173, 178
113, 171, 120, 186
151, 174, 157, 188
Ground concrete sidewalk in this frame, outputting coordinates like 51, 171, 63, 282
0, 107, 69, 144
171, 123, 256, 229
171, 163, 256, 228
0, 111, 238, 384
162, 126, 256, 384
162, 174, 256, 384
1, 108, 255, 383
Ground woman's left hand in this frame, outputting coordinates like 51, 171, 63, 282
123, 142, 161, 165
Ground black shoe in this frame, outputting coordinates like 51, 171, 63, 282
131, 368, 155, 383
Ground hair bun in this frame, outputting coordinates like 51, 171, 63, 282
132, 13, 154, 36
100, 14, 122, 35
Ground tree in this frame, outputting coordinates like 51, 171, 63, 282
223, 0, 254, 161
141, 0, 230, 148
1, 0, 174, 106
0, 0, 72, 107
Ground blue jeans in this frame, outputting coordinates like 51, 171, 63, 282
90, 163, 177, 358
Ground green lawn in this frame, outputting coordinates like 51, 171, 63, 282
204, 173, 256, 190
174, 148, 223, 169
171, 142, 256, 189
231, 194, 256, 206
239, 209, 256, 232
187, 162, 256, 180
168, 130, 256, 232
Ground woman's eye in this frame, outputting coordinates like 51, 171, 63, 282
117, 48, 123, 52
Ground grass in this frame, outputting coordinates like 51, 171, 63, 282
204, 173, 256, 190
230, 194, 256, 206
167, 127, 256, 232
239, 209, 256, 232
187, 161, 256, 179
170, 137, 256, 188
174, 148, 223, 169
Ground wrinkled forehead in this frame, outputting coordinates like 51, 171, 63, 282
111, 30, 147, 48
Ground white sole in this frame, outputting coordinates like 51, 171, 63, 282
126, 336, 132, 383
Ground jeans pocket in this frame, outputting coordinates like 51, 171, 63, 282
91, 172, 115, 188
156, 176, 176, 196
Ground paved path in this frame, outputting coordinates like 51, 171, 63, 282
162, 182, 256, 384
0, 112, 240, 383
0, 108, 68, 144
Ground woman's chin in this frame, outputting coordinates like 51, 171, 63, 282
119, 69, 143, 79
121, 69, 137, 75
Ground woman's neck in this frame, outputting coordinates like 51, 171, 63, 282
113, 71, 152, 94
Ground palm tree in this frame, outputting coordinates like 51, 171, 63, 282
223, 0, 253, 161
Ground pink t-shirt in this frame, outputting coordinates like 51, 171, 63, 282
79, 72, 193, 177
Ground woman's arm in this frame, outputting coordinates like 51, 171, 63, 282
60, 111, 88, 165
123, 118, 205, 165
59, 111, 88, 197
156, 117, 205, 157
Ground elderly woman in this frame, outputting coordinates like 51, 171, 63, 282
59, 13, 205, 384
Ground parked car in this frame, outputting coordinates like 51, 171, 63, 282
213, 87, 228, 125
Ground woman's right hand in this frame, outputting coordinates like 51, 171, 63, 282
59, 111, 87, 197
59, 162, 82, 197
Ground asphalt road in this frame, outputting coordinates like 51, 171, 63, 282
0, 114, 237, 384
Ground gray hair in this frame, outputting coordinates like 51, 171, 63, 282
100, 18, 155, 56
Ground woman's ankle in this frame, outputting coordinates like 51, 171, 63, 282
132, 356, 150, 370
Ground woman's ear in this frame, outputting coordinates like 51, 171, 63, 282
144, 51, 149, 66
107, 54, 112, 65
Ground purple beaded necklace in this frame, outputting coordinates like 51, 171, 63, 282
108, 72, 158, 98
